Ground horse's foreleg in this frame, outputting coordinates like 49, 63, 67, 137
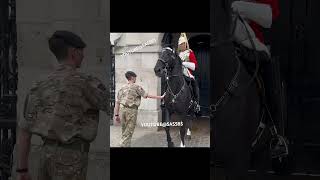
164, 109, 174, 147
165, 126, 174, 147
186, 114, 194, 140
180, 116, 187, 147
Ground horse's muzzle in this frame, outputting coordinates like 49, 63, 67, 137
154, 67, 163, 77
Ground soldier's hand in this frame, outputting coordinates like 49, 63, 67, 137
114, 115, 120, 123
161, 92, 166, 99
17, 172, 32, 180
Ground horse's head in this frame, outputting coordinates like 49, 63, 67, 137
154, 47, 180, 78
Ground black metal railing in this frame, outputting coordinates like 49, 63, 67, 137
0, 0, 17, 179
109, 45, 115, 125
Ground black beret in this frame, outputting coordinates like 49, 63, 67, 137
125, 71, 137, 78
51, 30, 86, 48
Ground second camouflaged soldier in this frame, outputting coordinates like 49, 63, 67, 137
16, 30, 109, 180
113, 71, 165, 147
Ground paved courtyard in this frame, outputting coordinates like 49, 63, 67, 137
110, 117, 210, 147
212, 167, 320, 180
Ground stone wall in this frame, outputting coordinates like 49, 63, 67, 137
113, 33, 163, 127
11, 0, 109, 179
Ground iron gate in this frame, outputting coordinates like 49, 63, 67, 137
0, 0, 17, 179
110, 45, 115, 125
270, 0, 320, 173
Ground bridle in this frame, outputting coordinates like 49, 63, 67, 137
210, 11, 260, 116
212, 3, 289, 159
158, 47, 186, 104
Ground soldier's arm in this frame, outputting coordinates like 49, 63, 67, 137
17, 128, 31, 171
136, 85, 165, 99
146, 94, 165, 100
136, 85, 148, 99
189, 50, 198, 69
182, 62, 196, 71
16, 93, 32, 171
84, 76, 109, 113
114, 91, 121, 116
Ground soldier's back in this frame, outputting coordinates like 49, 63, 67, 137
117, 83, 146, 108
24, 64, 102, 143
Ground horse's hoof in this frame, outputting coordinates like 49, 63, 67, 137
187, 129, 191, 136
168, 142, 174, 147
186, 135, 191, 140
180, 142, 185, 148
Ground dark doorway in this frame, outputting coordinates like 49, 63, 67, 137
271, 0, 320, 173
189, 35, 210, 116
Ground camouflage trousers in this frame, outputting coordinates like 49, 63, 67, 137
119, 106, 138, 147
37, 142, 89, 180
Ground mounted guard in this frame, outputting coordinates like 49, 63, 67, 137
231, 0, 289, 165
178, 33, 201, 114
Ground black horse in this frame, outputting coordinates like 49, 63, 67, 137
154, 47, 195, 147
211, 0, 269, 179
212, 0, 289, 179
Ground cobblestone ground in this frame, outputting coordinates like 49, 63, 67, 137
211, 167, 320, 180
110, 117, 210, 147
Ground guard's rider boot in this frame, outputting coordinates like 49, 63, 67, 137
260, 55, 282, 127
184, 76, 201, 114
237, 41, 282, 125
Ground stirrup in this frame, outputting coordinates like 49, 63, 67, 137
270, 135, 289, 159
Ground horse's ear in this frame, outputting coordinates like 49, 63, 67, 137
162, 33, 173, 48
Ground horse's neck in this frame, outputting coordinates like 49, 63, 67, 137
212, 0, 238, 102
167, 63, 184, 93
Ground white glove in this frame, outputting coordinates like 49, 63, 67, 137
231, 1, 272, 28
182, 62, 195, 71
179, 50, 190, 61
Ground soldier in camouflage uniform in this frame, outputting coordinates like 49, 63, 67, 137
16, 30, 109, 180
113, 71, 165, 147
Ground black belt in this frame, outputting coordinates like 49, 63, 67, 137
43, 138, 90, 152
120, 104, 138, 109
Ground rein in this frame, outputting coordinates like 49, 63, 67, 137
159, 54, 186, 104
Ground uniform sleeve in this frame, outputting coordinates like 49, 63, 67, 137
137, 85, 148, 98
117, 88, 122, 102
84, 76, 110, 113
19, 81, 42, 131
189, 50, 198, 69
18, 94, 31, 131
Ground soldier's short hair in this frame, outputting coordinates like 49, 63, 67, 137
125, 71, 137, 80
48, 30, 86, 61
